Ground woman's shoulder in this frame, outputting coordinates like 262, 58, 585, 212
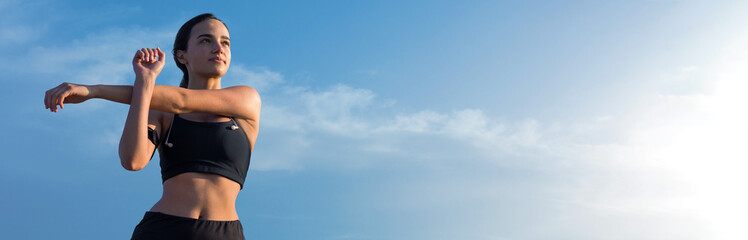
223, 85, 261, 107
223, 85, 259, 96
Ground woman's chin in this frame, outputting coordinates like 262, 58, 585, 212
198, 68, 228, 78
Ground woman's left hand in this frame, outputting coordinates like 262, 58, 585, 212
132, 47, 166, 79
44, 82, 92, 112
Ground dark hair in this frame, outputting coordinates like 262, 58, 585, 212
173, 13, 229, 88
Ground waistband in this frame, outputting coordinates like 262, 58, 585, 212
145, 211, 242, 223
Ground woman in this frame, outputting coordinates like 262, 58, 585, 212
43, 14, 259, 239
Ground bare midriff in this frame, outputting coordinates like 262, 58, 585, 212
149, 172, 241, 221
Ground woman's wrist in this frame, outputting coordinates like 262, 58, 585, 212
88, 84, 100, 99
135, 75, 157, 90
136, 72, 159, 83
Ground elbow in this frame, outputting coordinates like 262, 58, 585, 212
121, 159, 146, 171
118, 139, 152, 171
171, 99, 186, 114
122, 164, 144, 171
119, 153, 146, 171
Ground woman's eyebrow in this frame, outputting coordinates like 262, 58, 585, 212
196, 34, 230, 41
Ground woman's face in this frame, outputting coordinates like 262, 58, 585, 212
179, 19, 231, 79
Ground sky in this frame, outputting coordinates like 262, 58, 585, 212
1, 0, 748, 239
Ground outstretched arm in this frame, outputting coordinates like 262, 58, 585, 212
44, 81, 260, 122
44, 83, 181, 113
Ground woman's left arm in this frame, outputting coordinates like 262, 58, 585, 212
175, 86, 261, 121
44, 84, 260, 121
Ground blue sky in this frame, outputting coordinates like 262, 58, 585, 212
2, 0, 748, 239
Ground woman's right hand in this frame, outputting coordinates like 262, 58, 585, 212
44, 82, 92, 112
132, 47, 166, 80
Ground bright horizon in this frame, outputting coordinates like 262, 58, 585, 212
2, 1, 747, 239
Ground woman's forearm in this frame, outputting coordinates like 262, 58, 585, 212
90, 84, 184, 113
117, 47, 168, 171
118, 77, 155, 171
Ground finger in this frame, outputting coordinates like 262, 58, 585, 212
51, 85, 68, 112
148, 48, 156, 62
45, 89, 52, 109
57, 90, 69, 109
44, 89, 50, 109
157, 47, 165, 61
148, 48, 155, 62
51, 87, 63, 112
48, 90, 56, 112
146, 48, 152, 60
46, 86, 58, 110
54, 94, 60, 112
141, 48, 149, 62
143, 48, 150, 62
136, 49, 144, 62
59, 91, 70, 109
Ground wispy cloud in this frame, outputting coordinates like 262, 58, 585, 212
24, 28, 173, 84
226, 65, 285, 93
241, 52, 748, 238
1, 23, 174, 90
251, 78, 558, 171
0, 25, 45, 44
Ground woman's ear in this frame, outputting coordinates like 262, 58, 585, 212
176, 50, 188, 65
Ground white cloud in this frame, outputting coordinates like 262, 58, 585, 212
250, 78, 559, 168
6, 27, 174, 86
0, 25, 44, 44
681, 65, 699, 72
376, 110, 446, 133
249, 77, 562, 171
442, 109, 502, 141
226, 65, 284, 93
245, 52, 748, 238
300, 84, 376, 135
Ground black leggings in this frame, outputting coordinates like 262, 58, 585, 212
131, 211, 245, 240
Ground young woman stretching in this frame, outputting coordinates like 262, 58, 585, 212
43, 13, 260, 239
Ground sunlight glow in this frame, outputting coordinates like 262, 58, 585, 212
651, 68, 748, 239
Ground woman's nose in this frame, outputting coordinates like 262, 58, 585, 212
212, 42, 224, 53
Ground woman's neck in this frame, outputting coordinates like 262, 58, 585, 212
187, 75, 222, 90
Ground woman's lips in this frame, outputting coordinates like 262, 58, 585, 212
210, 57, 225, 63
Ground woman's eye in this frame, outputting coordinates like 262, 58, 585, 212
200, 39, 210, 43
222, 41, 230, 47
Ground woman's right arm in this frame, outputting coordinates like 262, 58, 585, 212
119, 47, 165, 171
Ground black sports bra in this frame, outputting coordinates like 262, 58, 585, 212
158, 114, 251, 189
